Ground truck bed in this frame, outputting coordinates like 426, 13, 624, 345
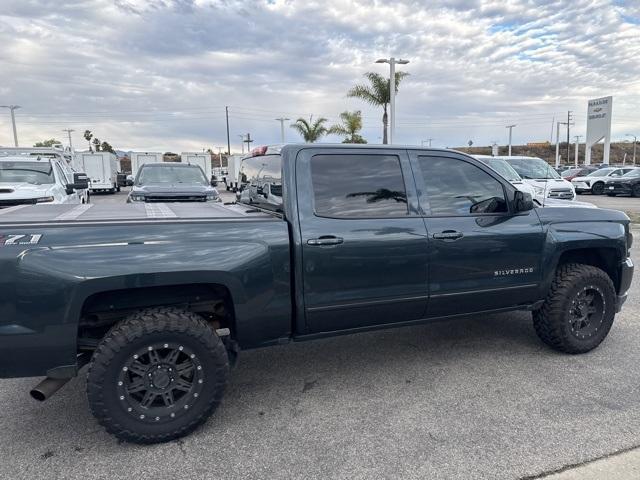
0, 202, 276, 225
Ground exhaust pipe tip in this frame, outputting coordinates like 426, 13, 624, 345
30, 377, 71, 402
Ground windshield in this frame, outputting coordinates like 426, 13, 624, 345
0, 160, 55, 185
481, 158, 522, 181
504, 158, 560, 179
137, 165, 207, 185
623, 169, 640, 178
587, 168, 614, 177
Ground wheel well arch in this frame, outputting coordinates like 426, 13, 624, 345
556, 247, 620, 291
77, 283, 236, 347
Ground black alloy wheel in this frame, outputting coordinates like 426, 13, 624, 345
568, 285, 606, 340
591, 182, 604, 195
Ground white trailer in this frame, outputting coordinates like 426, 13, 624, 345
181, 152, 212, 180
79, 152, 119, 193
223, 154, 244, 191
130, 152, 162, 177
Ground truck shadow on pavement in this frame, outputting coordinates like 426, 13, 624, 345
7, 311, 543, 446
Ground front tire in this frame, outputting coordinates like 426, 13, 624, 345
591, 182, 604, 195
533, 263, 616, 354
87, 307, 229, 444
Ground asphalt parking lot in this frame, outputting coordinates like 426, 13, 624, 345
2, 192, 640, 480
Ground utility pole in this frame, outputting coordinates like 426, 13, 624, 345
506, 124, 516, 156
626, 134, 637, 165
62, 128, 75, 150
574, 135, 582, 166
421, 138, 433, 147
566, 111, 573, 165
244, 133, 253, 153
375, 57, 410, 144
238, 134, 246, 154
555, 121, 565, 167
0, 105, 20, 147
225, 106, 231, 155
275, 118, 290, 144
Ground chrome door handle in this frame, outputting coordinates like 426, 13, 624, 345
432, 231, 464, 240
307, 236, 344, 246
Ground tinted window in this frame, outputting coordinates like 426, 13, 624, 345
0, 161, 55, 184
311, 154, 408, 217
137, 165, 207, 185
418, 156, 507, 216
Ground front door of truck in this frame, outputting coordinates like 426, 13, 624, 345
410, 151, 544, 317
296, 148, 429, 334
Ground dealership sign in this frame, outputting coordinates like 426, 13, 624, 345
585, 96, 612, 165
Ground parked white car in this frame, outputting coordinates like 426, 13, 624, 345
0, 155, 89, 208
571, 166, 638, 195
499, 156, 576, 201
474, 155, 538, 198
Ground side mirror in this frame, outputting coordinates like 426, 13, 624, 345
67, 173, 89, 193
126, 175, 134, 187
514, 190, 534, 212
211, 176, 218, 187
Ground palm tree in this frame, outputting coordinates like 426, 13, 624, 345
290, 117, 329, 143
347, 71, 408, 144
83, 130, 93, 151
329, 111, 367, 144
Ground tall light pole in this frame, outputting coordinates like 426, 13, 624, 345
626, 134, 637, 166
62, 128, 75, 150
0, 105, 20, 147
275, 118, 290, 144
216, 146, 224, 168
506, 124, 516, 156
375, 57, 409, 144
574, 135, 582, 166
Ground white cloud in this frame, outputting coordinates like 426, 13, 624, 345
0, 0, 638, 151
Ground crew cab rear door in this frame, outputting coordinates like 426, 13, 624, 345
296, 147, 429, 334
409, 150, 544, 317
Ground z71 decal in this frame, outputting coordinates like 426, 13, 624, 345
0, 234, 43, 246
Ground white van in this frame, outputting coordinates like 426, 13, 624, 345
130, 152, 162, 178
223, 154, 244, 191
0, 155, 89, 208
79, 152, 119, 193
181, 152, 212, 180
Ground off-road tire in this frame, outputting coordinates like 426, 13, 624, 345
533, 263, 616, 354
591, 182, 604, 195
87, 307, 229, 444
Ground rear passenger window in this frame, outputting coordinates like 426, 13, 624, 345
311, 154, 408, 218
417, 156, 507, 216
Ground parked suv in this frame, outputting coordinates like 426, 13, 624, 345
0, 155, 88, 208
605, 168, 640, 196
127, 162, 219, 203
572, 167, 638, 195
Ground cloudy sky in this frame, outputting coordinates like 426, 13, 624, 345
1, 0, 638, 153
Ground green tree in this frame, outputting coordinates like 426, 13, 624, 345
290, 116, 329, 143
347, 71, 409, 144
83, 130, 93, 151
33, 138, 61, 147
329, 111, 367, 144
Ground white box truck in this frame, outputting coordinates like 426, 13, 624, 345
130, 152, 162, 177
181, 152, 212, 180
79, 152, 119, 193
223, 154, 244, 191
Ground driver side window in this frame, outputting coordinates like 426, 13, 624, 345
417, 156, 508, 216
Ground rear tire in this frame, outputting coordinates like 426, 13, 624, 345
87, 307, 229, 444
533, 263, 616, 354
591, 182, 604, 195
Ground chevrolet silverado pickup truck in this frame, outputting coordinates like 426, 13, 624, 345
0, 144, 633, 444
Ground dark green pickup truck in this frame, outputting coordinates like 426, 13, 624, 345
0, 145, 633, 443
